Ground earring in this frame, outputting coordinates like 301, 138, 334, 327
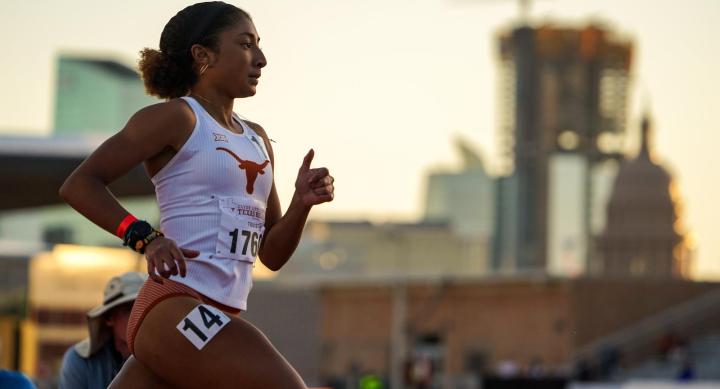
199, 63, 209, 76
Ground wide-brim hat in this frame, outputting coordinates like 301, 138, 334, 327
75, 271, 147, 358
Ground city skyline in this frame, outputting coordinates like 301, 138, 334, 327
1, 0, 718, 279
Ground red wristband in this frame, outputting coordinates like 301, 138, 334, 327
116, 214, 138, 239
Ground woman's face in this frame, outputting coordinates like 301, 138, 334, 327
209, 16, 267, 98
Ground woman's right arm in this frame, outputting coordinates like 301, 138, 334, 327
59, 99, 196, 281
60, 100, 192, 232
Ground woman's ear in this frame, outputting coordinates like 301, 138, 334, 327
190, 44, 214, 68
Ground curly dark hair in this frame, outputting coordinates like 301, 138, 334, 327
138, 2, 251, 99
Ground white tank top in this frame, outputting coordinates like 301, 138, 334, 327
151, 96, 273, 310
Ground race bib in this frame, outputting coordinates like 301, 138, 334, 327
176, 304, 230, 350
215, 196, 266, 263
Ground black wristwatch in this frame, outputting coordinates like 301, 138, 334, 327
123, 220, 164, 254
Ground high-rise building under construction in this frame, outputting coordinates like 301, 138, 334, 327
493, 24, 633, 274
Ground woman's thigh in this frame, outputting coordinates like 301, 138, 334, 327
133, 295, 307, 389
108, 356, 174, 389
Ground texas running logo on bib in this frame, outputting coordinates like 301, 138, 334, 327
216, 147, 270, 194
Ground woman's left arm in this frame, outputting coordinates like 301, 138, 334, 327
247, 122, 334, 271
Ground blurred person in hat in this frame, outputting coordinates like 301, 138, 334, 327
59, 272, 146, 389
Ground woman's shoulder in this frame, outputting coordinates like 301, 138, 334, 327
242, 119, 268, 140
123, 99, 196, 139
241, 119, 274, 161
132, 99, 195, 127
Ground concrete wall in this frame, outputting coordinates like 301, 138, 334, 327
243, 282, 324, 387
317, 277, 720, 381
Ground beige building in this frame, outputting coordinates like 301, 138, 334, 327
20, 245, 143, 385
281, 220, 489, 281
423, 139, 495, 241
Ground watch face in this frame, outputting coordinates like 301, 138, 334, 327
134, 221, 153, 236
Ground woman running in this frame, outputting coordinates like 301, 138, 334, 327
60, 2, 334, 388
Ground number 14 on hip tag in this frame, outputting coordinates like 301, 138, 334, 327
176, 304, 230, 350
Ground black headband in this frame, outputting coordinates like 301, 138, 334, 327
184, 4, 227, 54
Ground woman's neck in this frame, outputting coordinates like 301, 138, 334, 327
189, 89, 236, 129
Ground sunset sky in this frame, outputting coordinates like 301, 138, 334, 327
1, 0, 718, 279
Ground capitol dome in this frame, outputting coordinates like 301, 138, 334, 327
596, 114, 691, 278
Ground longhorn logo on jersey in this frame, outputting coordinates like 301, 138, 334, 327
216, 147, 270, 194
